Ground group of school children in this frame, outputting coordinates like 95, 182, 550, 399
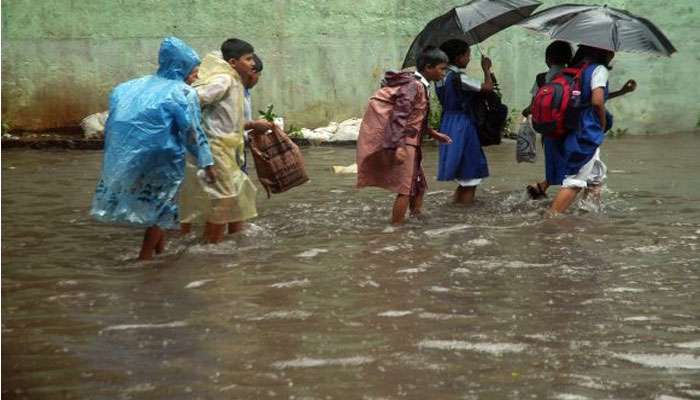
357, 39, 637, 224
91, 37, 272, 260
90, 35, 637, 261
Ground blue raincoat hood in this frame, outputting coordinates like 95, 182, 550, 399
157, 36, 201, 81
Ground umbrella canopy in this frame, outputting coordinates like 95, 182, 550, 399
402, 0, 542, 68
519, 4, 677, 57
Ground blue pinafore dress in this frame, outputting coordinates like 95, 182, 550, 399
435, 70, 489, 183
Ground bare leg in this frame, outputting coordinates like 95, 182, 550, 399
391, 194, 410, 225
155, 231, 166, 254
409, 193, 424, 217
180, 223, 192, 235
549, 187, 582, 214
139, 226, 163, 261
227, 221, 245, 235
204, 222, 226, 244
454, 186, 476, 205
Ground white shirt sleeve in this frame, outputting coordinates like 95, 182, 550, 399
590, 66, 609, 90
460, 73, 482, 92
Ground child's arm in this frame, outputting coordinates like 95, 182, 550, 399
172, 91, 215, 179
244, 119, 273, 133
607, 79, 637, 100
395, 127, 451, 163
427, 128, 453, 144
522, 75, 543, 117
480, 56, 494, 92
591, 87, 607, 131
195, 75, 231, 106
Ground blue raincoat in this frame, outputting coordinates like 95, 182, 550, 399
545, 64, 613, 185
91, 37, 214, 229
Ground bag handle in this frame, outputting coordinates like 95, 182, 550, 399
257, 177, 273, 199
248, 137, 273, 198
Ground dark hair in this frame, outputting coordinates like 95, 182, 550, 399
570, 45, 614, 69
440, 39, 470, 64
221, 38, 254, 61
253, 54, 263, 73
416, 46, 448, 72
545, 40, 573, 66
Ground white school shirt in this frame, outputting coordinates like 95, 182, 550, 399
413, 71, 430, 88
438, 64, 482, 92
590, 65, 609, 90
243, 88, 252, 121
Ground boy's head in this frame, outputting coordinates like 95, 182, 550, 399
440, 39, 471, 68
545, 40, 573, 68
221, 38, 256, 79
416, 46, 448, 82
571, 44, 615, 69
243, 54, 263, 89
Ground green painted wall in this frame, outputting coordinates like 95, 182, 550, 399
2, 0, 699, 133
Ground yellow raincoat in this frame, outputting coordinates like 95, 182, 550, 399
179, 51, 258, 224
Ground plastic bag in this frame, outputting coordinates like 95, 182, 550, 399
516, 118, 537, 163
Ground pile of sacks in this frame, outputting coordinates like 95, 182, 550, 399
80, 111, 109, 139
296, 118, 362, 143
80, 112, 362, 143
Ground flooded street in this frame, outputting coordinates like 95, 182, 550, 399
2, 133, 700, 399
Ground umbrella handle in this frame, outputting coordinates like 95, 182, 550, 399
474, 42, 487, 58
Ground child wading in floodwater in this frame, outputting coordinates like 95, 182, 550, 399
179, 39, 272, 243
435, 39, 495, 205
525, 42, 637, 201
545, 45, 636, 214
356, 46, 452, 225
91, 37, 215, 261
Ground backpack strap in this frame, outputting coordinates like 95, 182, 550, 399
568, 63, 589, 87
535, 72, 547, 88
450, 70, 472, 115
574, 62, 592, 104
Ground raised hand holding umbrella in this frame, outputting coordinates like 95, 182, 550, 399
402, 0, 542, 68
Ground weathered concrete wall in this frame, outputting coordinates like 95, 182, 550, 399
2, 0, 698, 133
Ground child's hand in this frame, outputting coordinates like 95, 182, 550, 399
251, 119, 274, 133
622, 79, 637, 93
203, 166, 217, 184
394, 146, 407, 164
481, 56, 493, 72
431, 131, 453, 144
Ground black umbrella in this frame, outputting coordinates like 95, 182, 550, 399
402, 0, 542, 68
519, 4, 676, 57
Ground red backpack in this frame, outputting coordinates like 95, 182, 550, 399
531, 63, 588, 139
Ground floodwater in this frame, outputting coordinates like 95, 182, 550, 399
2, 133, 699, 399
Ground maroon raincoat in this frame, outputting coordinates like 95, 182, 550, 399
356, 71, 429, 196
